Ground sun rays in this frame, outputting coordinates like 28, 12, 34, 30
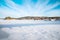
0, 0, 60, 18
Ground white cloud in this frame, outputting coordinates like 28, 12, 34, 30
0, 7, 24, 17
0, 0, 60, 18
46, 10, 60, 16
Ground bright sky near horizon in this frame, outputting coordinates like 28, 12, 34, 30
0, 0, 60, 18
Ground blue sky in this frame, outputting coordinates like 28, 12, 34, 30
0, 0, 60, 18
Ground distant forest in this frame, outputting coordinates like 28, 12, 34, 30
3, 16, 60, 21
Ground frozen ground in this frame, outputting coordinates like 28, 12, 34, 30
0, 20, 60, 40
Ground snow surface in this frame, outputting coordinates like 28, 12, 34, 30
0, 20, 46, 24
0, 20, 60, 24
0, 25, 60, 40
0, 20, 60, 40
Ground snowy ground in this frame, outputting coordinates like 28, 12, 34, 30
0, 20, 60, 40
0, 20, 60, 24
0, 20, 49, 24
